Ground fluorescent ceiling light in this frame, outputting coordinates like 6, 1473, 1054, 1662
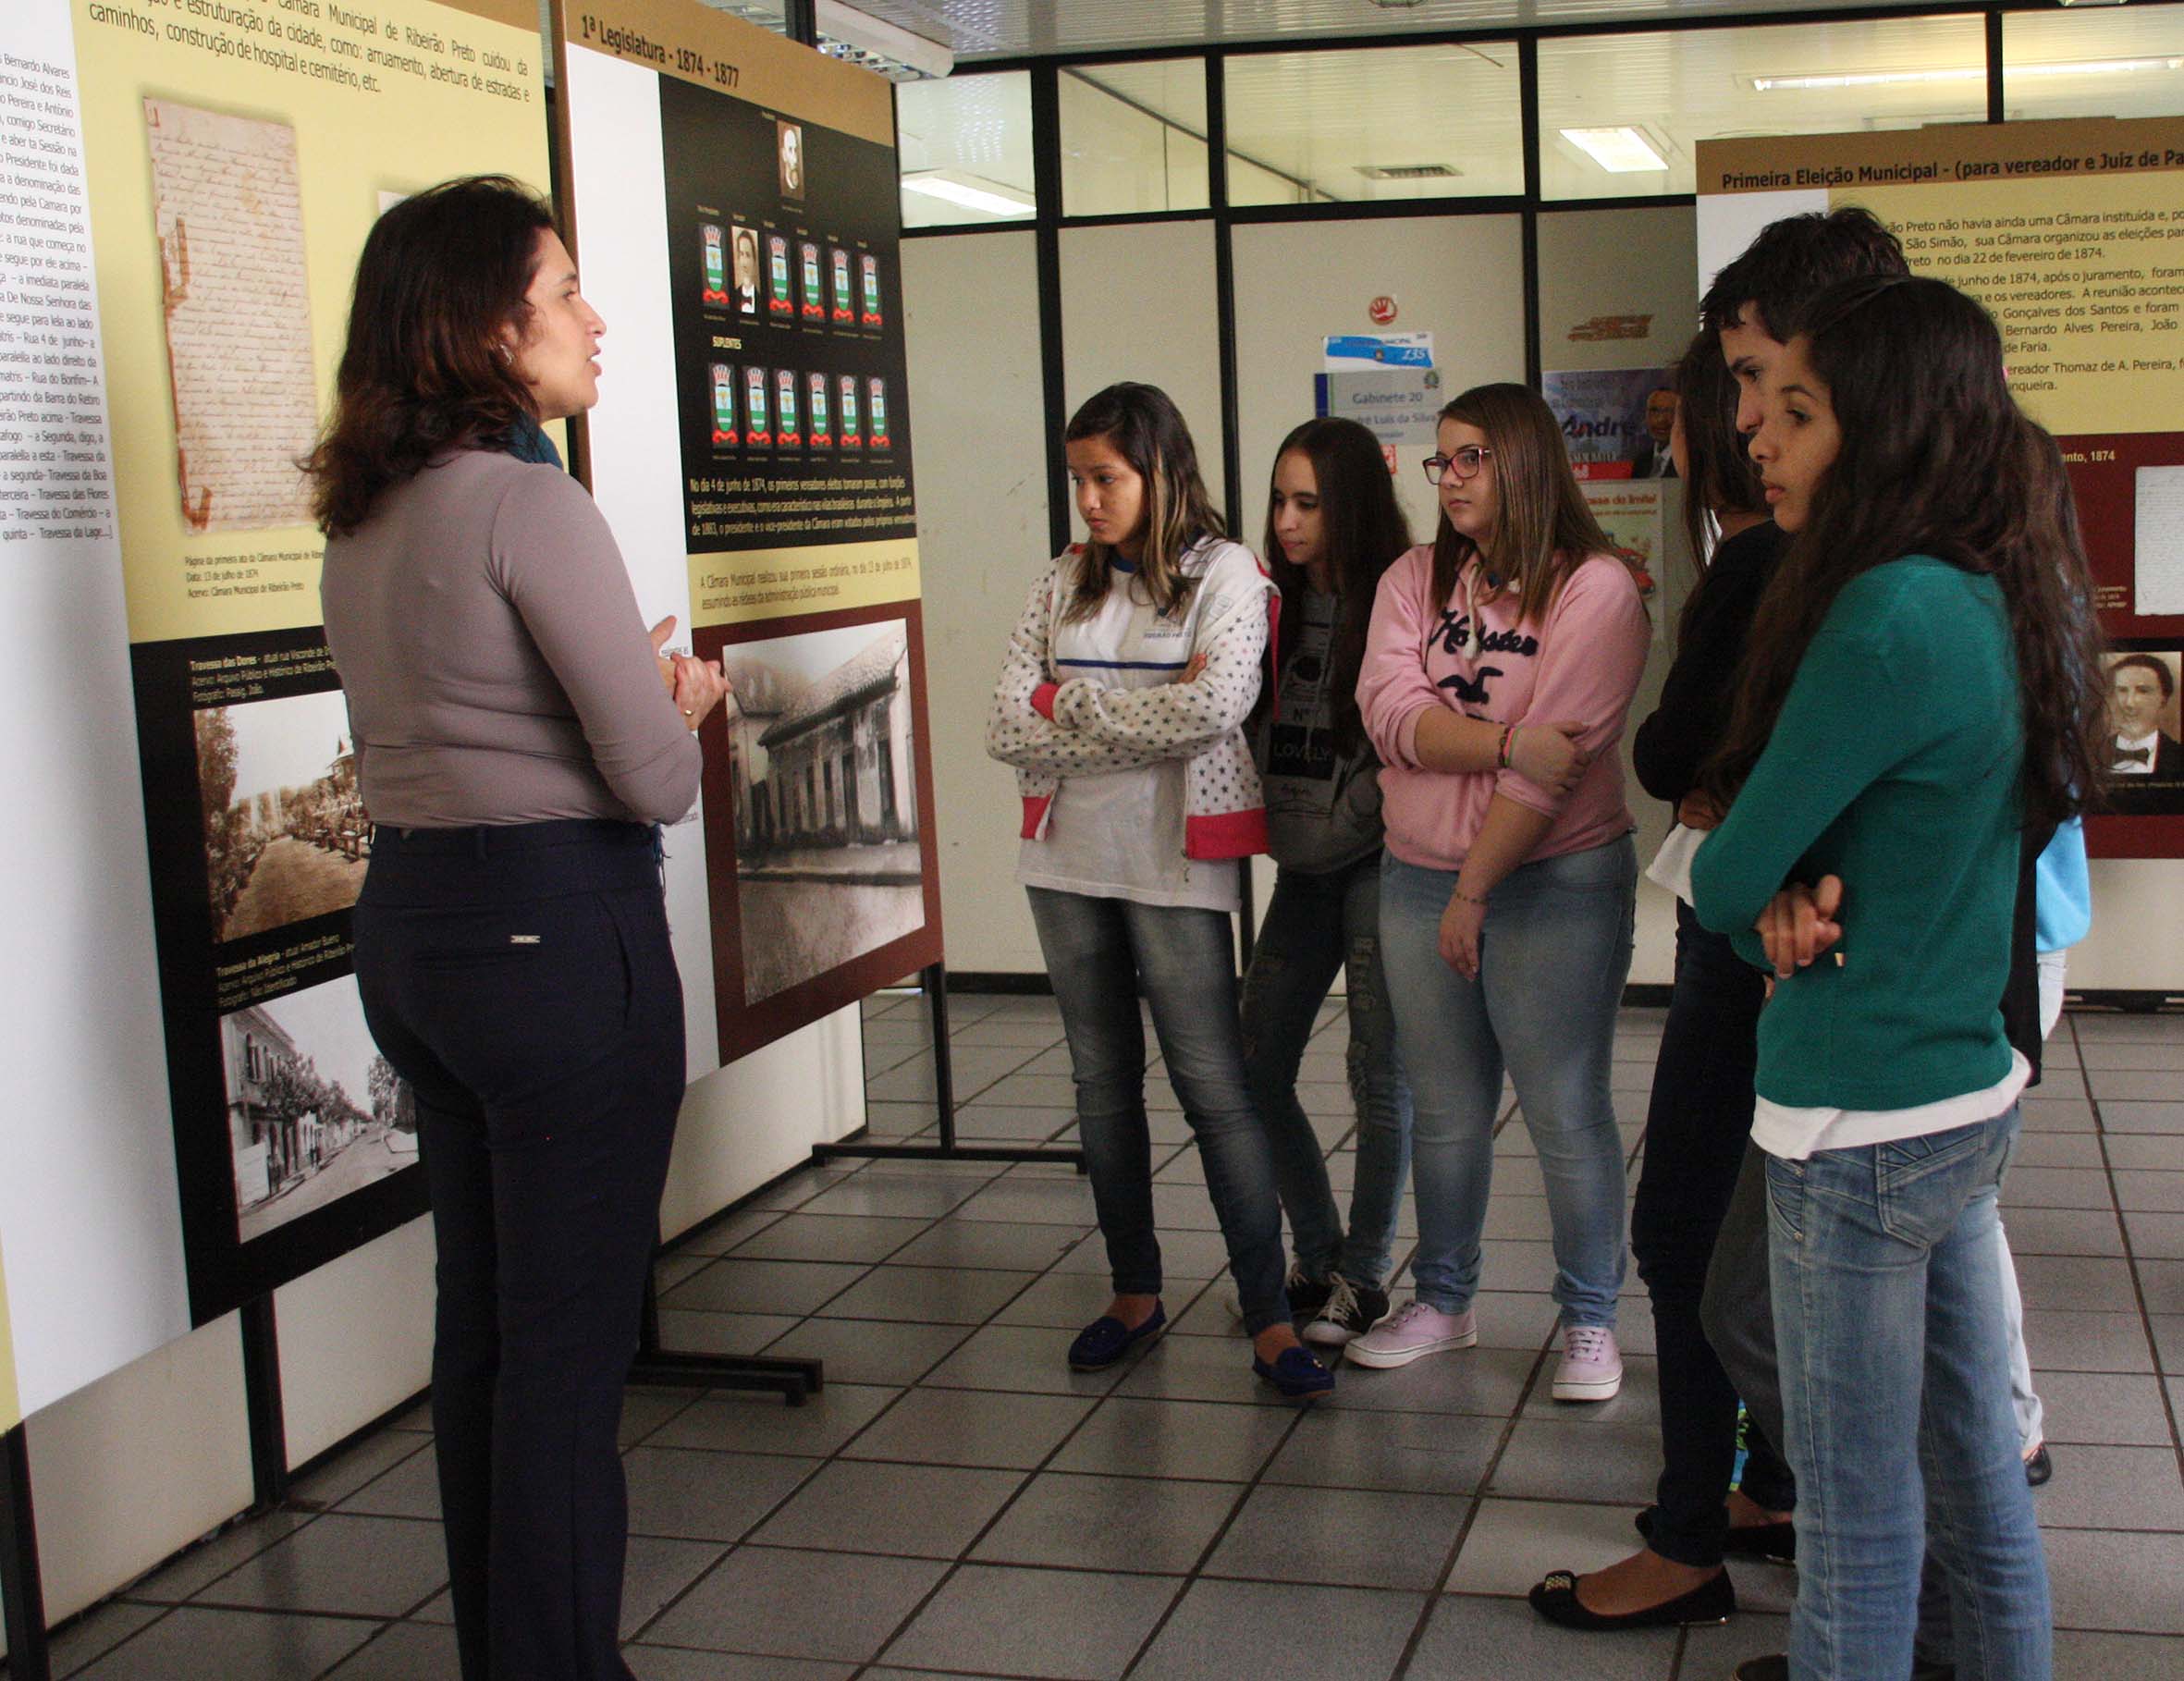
1753, 56, 2181, 92
816, 0, 954, 80
1560, 127, 1668, 173
901, 172, 1035, 216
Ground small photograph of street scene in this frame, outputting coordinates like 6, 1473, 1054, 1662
196, 689, 369, 943
226, 975, 415, 1243
721, 619, 925, 1003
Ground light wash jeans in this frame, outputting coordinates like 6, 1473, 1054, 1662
1239, 852, 1412, 1291
1768, 1107, 2052, 1681
1025, 887, 1290, 1334
1378, 837, 1637, 1328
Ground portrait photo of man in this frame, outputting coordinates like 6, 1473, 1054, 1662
1630, 387, 1678, 479
2105, 651, 2184, 782
779, 119, 805, 200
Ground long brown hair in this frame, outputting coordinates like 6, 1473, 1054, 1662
1429, 383, 1615, 627
1703, 276, 2105, 833
1061, 383, 1224, 621
1259, 417, 1412, 753
303, 176, 555, 536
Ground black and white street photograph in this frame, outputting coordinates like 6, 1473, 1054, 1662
720, 619, 925, 1002
196, 688, 369, 942
224, 975, 414, 1242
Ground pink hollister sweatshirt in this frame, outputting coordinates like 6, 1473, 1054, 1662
1356, 545, 1650, 872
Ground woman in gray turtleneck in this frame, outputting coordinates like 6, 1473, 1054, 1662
312, 176, 726, 1681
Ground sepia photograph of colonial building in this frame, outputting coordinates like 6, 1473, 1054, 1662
720, 619, 925, 1002
225, 975, 415, 1242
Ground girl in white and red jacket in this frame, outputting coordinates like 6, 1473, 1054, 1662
1347, 384, 1650, 1408
986, 381, 1333, 1398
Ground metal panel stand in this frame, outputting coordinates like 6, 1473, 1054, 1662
816, 962, 1087, 1171
1, 1425, 52, 1681
630, 1261, 822, 1405
239, 1294, 289, 1510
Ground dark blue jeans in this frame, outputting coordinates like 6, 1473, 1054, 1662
354, 821, 685, 1681
1239, 852, 1412, 1290
1632, 902, 1795, 1566
1026, 887, 1289, 1334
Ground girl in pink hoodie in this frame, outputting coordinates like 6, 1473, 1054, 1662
1347, 384, 1650, 1405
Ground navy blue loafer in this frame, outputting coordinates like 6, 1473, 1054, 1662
1068, 1304, 1165, 1371
1254, 1345, 1335, 1398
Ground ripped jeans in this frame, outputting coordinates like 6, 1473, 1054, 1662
1239, 851, 1413, 1290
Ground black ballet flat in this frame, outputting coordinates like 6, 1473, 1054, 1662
1528, 1565, 1734, 1630
1637, 1503, 1797, 1564
2025, 1443, 2053, 1487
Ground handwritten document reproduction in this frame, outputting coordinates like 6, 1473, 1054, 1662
144, 100, 318, 534
2137, 466, 2184, 620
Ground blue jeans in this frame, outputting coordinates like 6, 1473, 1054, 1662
1025, 888, 1289, 1334
1768, 1108, 2051, 1681
1239, 852, 1412, 1290
1379, 838, 1636, 1327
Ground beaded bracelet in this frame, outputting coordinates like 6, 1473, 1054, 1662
1450, 884, 1491, 908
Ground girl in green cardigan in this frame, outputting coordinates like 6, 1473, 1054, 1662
1688, 276, 2105, 1681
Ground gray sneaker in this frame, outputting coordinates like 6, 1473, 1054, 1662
1344, 1299, 1477, 1368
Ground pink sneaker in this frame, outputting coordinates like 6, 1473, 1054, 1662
1553, 1324, 1623, 1401
1344, 1299, 1477, 1368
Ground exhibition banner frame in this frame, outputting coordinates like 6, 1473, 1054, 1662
1698, 116, 2184, 859
552, 0, 943, 1068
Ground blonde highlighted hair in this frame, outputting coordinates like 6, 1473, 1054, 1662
1061, 383, 1225, 621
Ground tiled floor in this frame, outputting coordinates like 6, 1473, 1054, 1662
41, 995, 2184, 1680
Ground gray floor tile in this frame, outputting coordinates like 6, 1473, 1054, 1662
622, 1445, 815, 1540
2116, 1172, 2184, 1213
619, 1534, 732, 1639
1410, 1592, 1680, 1679
2011, 1254, 2141, 1313
73, 1606, 376, 1681
620, 1389, 702, 1448
751, 1458, 1025, 1556
980, 1072, 1091, 1109
2125, 1210, 2184, 1259
948, 1104, 1077, 1141
880, 1563, 1176, 1679
2084, 1068, 2184, 1102
994, 1270, 1133, 1330
653, 1252, 708, 1294
2050, 1630, 2184, 1680
641, 1545, 948, 1660
2107, 1135, 2184, 1172
405, 1590, 449, 1624
951, 1175, 1103, 1225
1681, 1609, 1795, 1681
860, 1100, 936, 1138
1110, 1329, 1294, 1407
2029, 1370, 2176, 1445
1322, 1345, 1539, 1419
652, 1308, 804, 1357
195, 1514, 447, 1616
755, 1318, 975, 1386
748, 1165, 861, 1211
2019, 1097, 2099, 1132
972, 1471, 1240, 1575
2018, 1309, 2157, 1374
1445, 1497, 1646, 1597
816, 1263, 1037, 1323
1205, 1483, 1468, 1589
645, 1382, 902, 1456
321, 1620, 461, 1679
2153, 1315, 2184, 1370
2099, 1101, 2184, 1135
890, 1215, 1090, 1272
659, 1256, 868, 1316
925, 1322, 1140, 1397
2003, 1207, 2127, 1257
2029, 1443, 2184, 1530
2043, 1528, 2184, 1632
288, 1431, 434, 1511
2003, 1166, 2121, 1209
1491, 1416, 1661, 1504
1051, 1396, 1294, 1483
1482, 1196, 1558, 1241
48, 1600, 165, 1681
2076, 1040, 2184, 1070
952, 1014, 1071, 1047
1150, 1182, 1222, 1231
2009, 1132, 2106, 1168
727, 1212, 933, 1263
2072, 1015, 2184, 1044
1262, 1404, 1495, 1496
1132, 1578, 1421, 1680
338, 1444, 442, 1520
627, 1651, 853, 1681
795, 1172, 994, 1219
2141, 1258, 2184, 1316
841, 1385, 1097, 1469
